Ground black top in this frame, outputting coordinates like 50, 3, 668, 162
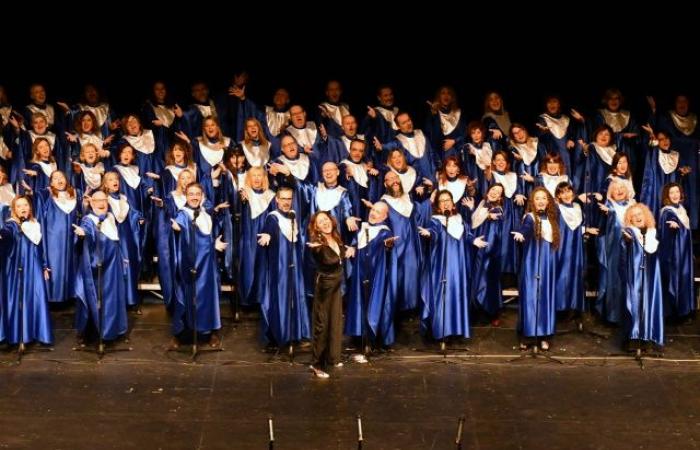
311, 243, 345, 275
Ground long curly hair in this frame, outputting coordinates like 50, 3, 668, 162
308, 211, 343, 247
525, 186, 560, 249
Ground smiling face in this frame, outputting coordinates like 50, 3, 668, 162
545, 161, 559, 176
80, 114, 95, 134
389, 150, 407, 171
276, 189, 293, 213
321, 162, 339, 186
368, 202, 388, 224
557, 186, 574, 204
486, 93, 502, 113
668, 186, 682, 204
493, 153, 508, 172
245, 119, 261, 140
596, 129, 612, 146
125, 116, 141, 136
172, 144, 186, 164
185, 184, 203, 209
349, 141, 365, 162
32, 114, 48, 134
30, 85, 46, 104
384, 171, 402, 195
611, 183, 627, 201
177, 170, 195, 192
629, 207, 645, 228
511, 126, 528, 144
533, 190, 549, 212
486, 185, 504, 203
249, 167, 265, 189
613, 155, 628, 176
90, 190, 109, 215
314, 212, 334, 235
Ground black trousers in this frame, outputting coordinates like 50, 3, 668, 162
311, 269, 343, 367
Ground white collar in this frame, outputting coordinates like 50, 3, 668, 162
396, 130, 426, 158
670, 111, 697, 136
286, 122, 317, 148
558, 203, 583, 231
357, 222, 390, 249
381, 193, 414, 218
528, 213, 553, 243
492, 172, 517, 198
88, 213, 119, 241
53, 191, 78, 214
631, 227, 659, 253
432, 214, 465, 240
661, 204, 690, 229
241, 140, 271, 167
376, 106, 399, 130
245, 187, 275, 219
391, 166, 417, 194
512, 137, 538, 166
79, 162, 104, 190
540, 113, 570, 139
599, 109, 630, 133
183, 207, 212, 235
279, 154, 311, 180
439, 177, 467, 203
114, 164, 142, 189
439, 109, 461, 136
36, 160, 57, 178
198, 137, 228, 167
125, 130, 155, 154
21, 219, 42, 245
269, 210, 299, 242
319, 102, 350, 126
340, 159, 368, 188
658, 149, 679, 174
107, 194, 130, 223
468, 142, 493, 171
315, 183, 346, 211
593, 143, 617, 166
541, 174, 568, 197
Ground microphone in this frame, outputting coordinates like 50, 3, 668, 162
193, 208, 200, 221
640, 226, 647, 236
287, 210, 296, 220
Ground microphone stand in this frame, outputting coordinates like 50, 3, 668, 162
360, 226, 371, 361
635, 228, 647, 367
286, 211, 296, 363
74, 217, 132, 360
510, 214, 561, 364
439, 212, 450, 357
15, 219, 53, 364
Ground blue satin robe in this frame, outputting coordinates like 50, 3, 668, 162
74, 215, 128, 340
0, 221, 53, 344
620, 228, 664, 346
238, 189, 274, 306
345, 224, 396, 346
516, 214, 557, 338
596, 200, 629, 323
172, 210, 222, 335
256, 212, 310, 345
556, 203, 586, 312
640, 146, 679, 218
470, 204, 503, 316
658, 206, 695, 317
36, 189, 81, 302
420, 216, 472, 339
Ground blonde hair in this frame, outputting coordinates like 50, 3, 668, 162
624, 203, 656, 229
606, 178, 632, 201
79, 143, 101, 162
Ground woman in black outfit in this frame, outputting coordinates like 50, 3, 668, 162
307, 211, 355, 378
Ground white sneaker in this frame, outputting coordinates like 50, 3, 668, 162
352, 354, 369, 364
540, 341, 549, 351
310, 366, 330, 379
334, 362, 344, 368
